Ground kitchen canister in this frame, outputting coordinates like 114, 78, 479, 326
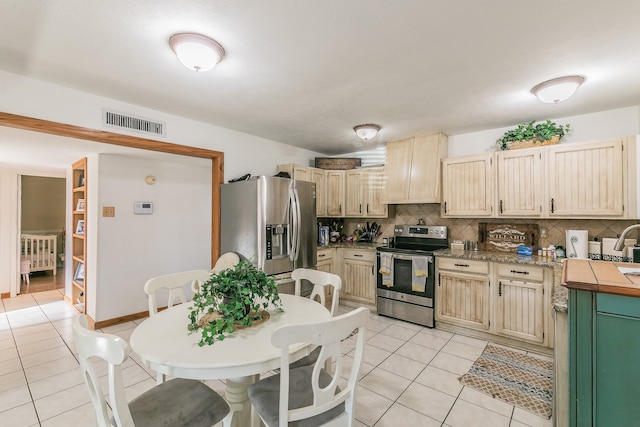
566, 230, 589, 259
588, 241, 602, 260
602, 237, 637, 262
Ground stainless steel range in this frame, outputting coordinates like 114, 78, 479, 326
376, 224, 448, 327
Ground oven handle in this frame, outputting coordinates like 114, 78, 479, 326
381, 253, 433, 262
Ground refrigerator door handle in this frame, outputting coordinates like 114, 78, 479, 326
289, 187, 300, 262
292, 187, 301, 261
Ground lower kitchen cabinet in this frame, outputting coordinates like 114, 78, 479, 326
569, 290, 640, 427
339, 248, 376, 307
436, 257, 552, 348
316, 247, 336, 310
436, 258, 490, 331
494, 263, 546, 345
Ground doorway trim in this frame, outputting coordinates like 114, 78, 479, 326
0, 111, 223, 269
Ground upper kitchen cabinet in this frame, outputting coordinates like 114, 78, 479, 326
345, 167, 393, 218
496, 147, 544, 217
325, 170, 345, 217
441, 153, 494, 217
277, 164, 327, 216
547, 138, 633, 218
382, 133, 448, 204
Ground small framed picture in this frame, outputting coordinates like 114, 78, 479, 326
78, 173, 85, 187
76, 199, 85, 212
74, 263, 85, 282
75, 220, 85, 235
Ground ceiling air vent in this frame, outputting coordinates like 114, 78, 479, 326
102, 109, 166, 137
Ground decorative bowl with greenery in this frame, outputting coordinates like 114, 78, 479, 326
187, 259, 282, 346
496, 120, 571, 150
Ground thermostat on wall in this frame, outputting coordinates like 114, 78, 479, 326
134, 202, 153, 214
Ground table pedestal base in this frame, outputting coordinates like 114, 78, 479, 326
226, 375, 260, 427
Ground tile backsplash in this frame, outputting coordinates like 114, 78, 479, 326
325, 204, 639, 248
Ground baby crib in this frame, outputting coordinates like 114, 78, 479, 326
20, 234, 58, 275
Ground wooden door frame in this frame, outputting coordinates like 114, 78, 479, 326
0, 111, 223, 267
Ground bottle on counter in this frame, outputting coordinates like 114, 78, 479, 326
549, 244, 556, 260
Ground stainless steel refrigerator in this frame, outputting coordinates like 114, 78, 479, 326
220, 176, 317, 295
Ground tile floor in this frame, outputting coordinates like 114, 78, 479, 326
0, 290, 554, 426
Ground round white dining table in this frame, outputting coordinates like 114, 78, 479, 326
130, 293, 331, 427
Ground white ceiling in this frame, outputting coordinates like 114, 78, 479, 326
1, 0, 640, 159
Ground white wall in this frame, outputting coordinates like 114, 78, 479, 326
448, 106, 640, 157
0, 70, 323, 301
83, 154, 211, 321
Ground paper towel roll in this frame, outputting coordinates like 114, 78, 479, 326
566, 230, 589, 259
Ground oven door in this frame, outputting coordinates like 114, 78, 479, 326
376, 252, 435, 300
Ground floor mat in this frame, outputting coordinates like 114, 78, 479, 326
458, 344, 553, 419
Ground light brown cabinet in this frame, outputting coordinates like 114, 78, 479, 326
325, 170, 345, 217
316, 247, 337, 310
436, 257, 552, 348
494, 263, 546, 345
442, 137, 637, 219
382, 133, 448, 204
441, 153, 494, 217
277, 164, 327, 216
339, 248, 376, 307
345, 167, 390, 218
436, 258, 490, 331
71, 158, 87, 314
547, 138, 627, 217
496, 148, 543, 217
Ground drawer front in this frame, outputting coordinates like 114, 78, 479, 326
342, 249, 376, 262
317, 248, 334, 261
437, 257, 489, 275
496, 263, 544, 282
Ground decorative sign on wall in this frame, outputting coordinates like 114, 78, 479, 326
478, 223, 539, 252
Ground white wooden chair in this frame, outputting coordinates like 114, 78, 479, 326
291, 268, 342, 316
248, 307, 369, 427
288, 268, 343, 370
212, 252, 241, 274
191, 252, 241, 294
144, 269, 211, 316
72, 315, 232, 427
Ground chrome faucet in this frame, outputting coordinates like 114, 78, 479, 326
613, 224, 640, 251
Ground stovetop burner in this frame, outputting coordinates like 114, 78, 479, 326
377, 224, 449, 254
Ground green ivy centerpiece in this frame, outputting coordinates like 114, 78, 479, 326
496, 120, 571, 150
188, 259, 282, 346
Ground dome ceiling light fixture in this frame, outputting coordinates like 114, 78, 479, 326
169, 33, 225, 72
531, 75, 585, 104
353, 124, 381, 140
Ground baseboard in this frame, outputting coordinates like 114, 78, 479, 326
93, 310, 149, 330
1, 292, 10, 299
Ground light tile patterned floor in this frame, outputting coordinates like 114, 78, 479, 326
0, 290, 554, 426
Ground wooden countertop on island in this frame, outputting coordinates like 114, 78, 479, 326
562, 259, 640, 298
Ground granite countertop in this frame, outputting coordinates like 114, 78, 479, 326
433, 249, 568, 313
317, 242, 379, 251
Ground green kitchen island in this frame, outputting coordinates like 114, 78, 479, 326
562, 259, 640, 427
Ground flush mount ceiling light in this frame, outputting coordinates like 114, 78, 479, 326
353, 124, 381, 140
169, 33, 225, 72
531, 75, 585, 104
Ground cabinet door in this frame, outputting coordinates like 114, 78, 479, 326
311, 168, 326, 216
495, 279, 544, 344
547, 139, 625, 217
326, 171, 345, 217
342, 258, 376, 305
381, 138, 413, 203
436, 271, 490, 331
345, 170, 365, 216
442, 154, 494, 217
408, 133, 448, 202
316, 249, 336, 310
365, 167, 388, 217
496, 148, 543, 217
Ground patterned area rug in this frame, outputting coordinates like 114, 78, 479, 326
458, 344, 553, 419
